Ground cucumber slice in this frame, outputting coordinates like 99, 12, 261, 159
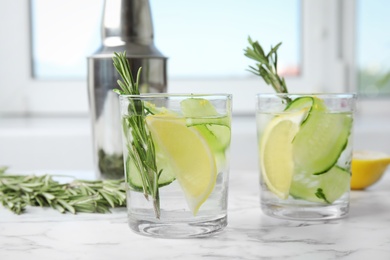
195, 124, 231, 152
285, 97, 313, 125
125, 151, 176, 191
289, 166, 350, 204
180, 98, 231, 131
283, 96, 352, 203
285, 96, 314, 112
291, 97, 352, 174
180, 97, 231, 164
180, 98, 231, 127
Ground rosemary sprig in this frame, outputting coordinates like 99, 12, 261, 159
244, 37, 289, 95
0, 167, 126, 215
112, 52, 161, 219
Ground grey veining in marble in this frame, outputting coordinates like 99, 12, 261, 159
1, 170, 390, 260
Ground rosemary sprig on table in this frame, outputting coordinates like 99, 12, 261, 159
0, 167, 126, 215
112, 52, 162, 219
244, 37, 289, 95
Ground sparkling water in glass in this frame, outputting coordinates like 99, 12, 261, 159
119, 93, 232, 238
256, 93, 356, 220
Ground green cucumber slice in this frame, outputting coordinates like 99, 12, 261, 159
180, 98, 231, 151
283, 96, 352, 203
290, 97, 352, 174
285, 96, 314, 112
180, 98, 231, 168
180, 98, 231, 127
289, 166, 350, 204
125, 151, 176, 191
284, 96, 314, 124
195, 124, 231, 152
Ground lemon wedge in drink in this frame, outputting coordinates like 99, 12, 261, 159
351, 150, 390, 190
145, 114, 217, 215
259, 109, 309, 199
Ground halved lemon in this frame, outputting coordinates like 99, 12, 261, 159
351, 150, 390, 190
259, 109, 309, 199
145, 114, 217, 215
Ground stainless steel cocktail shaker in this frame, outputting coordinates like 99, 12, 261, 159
88, 0, 167, 179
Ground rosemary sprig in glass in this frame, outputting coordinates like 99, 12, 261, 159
0, 167, 126, 215
244, 37, 289, 95
112, 52, 162, 219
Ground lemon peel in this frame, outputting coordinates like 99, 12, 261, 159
351, 150, 390, 190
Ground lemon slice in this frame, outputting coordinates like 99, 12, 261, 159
259, 109, 309, 199
351, 150, 390, 190
146, 114, 217, 215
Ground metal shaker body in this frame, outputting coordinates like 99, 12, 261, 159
87, 0, 167, 179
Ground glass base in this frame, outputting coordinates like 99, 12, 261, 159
128, 215, 227, 238
262, 201, 349, 221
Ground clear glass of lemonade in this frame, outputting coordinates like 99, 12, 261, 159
119, 93, 232, 238
256, 93, 356, 220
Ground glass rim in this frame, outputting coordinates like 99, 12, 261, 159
118, 93, 232, 99
256, 93, 357, 98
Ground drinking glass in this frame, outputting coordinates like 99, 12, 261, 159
119, 93, 232, 238
256, 93, 356, 220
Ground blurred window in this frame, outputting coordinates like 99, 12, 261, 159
357, 0, 390, 96
30, 0, 301, 80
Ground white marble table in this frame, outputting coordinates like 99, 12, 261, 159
1, 170, 390, 260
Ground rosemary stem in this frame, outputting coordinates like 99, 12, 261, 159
113, 51, 161, 219
153, 197, 160, 219
244, 37, 292, 102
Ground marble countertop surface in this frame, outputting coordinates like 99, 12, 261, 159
1, 170, 390, 260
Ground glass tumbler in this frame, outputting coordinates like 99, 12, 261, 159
119, 93, 232, 238
256, 93, 356, 220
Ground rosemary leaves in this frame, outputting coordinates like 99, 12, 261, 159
0, 167, 126, 215
244, 37, 289, 94
112, 52, 162, 219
